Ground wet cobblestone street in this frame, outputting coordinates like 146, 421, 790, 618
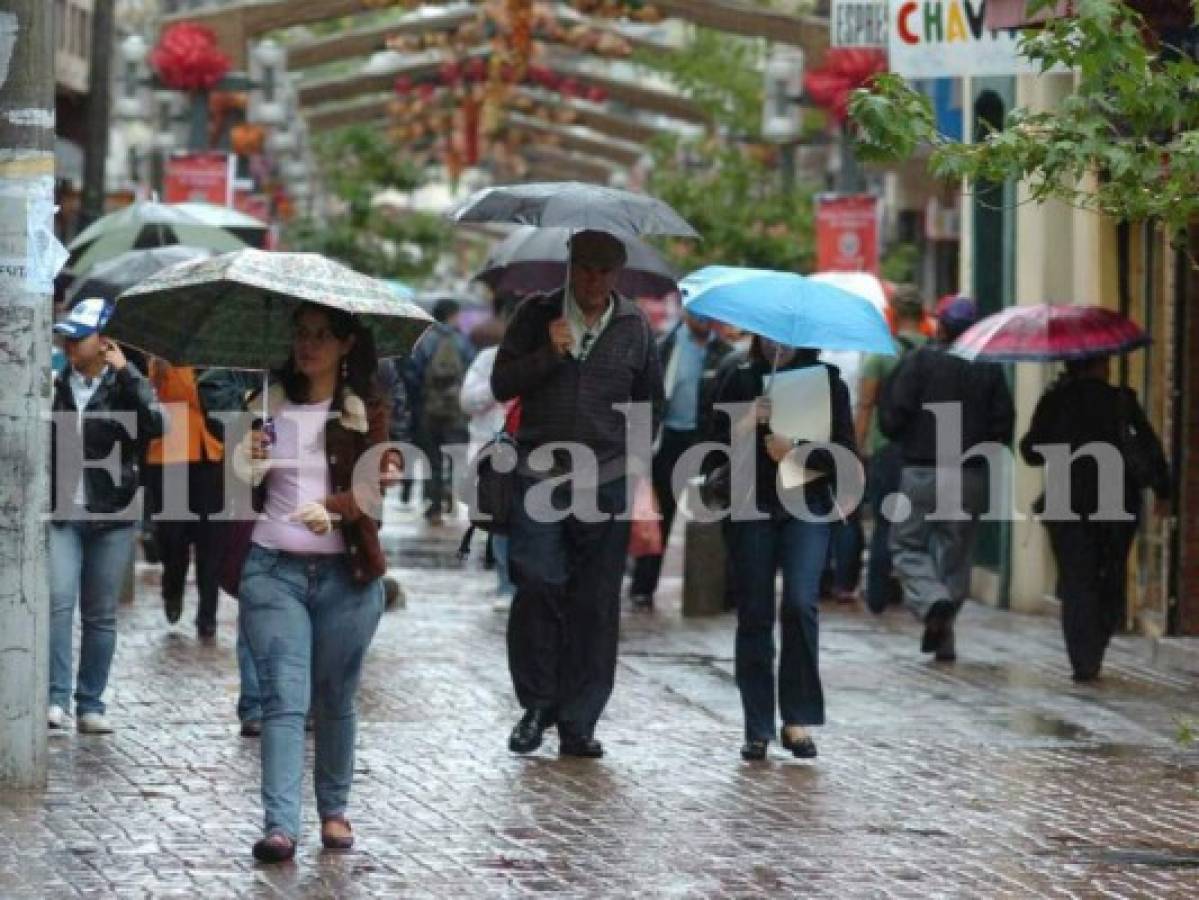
2, 502, 1198, 898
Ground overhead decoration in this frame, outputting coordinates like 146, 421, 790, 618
803, 48, 887, 124
565, 0, 664, 22
149, 22, 232, 92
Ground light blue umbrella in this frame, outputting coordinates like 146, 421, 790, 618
680, 266, 895, 355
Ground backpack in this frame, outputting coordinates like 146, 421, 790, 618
876, 334, 917, 434
422, 330, 467, 429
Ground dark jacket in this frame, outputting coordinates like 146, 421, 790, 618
879, 342, 1014, 467
659, 323, 733, 433
235, 383, 396, 585
1019, 375, 1170, 520
491, 289, 664, 477
51, 362, 167, 518
707, 349, 857, 517
404, 322, 474, 430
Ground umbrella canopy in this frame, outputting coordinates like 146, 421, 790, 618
108, 248, 434, 370
448, 181, 699, 237
66, 201, 247, 275
173, 201, 269, 246
476, 226, 678, 299
952, 304, 1150, 362
680, 266, 895, 355
65, 245, 217, 306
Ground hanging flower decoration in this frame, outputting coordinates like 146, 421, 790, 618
567, 0, 664, 22
803, 49, 887, 124
149, 22, 231, 92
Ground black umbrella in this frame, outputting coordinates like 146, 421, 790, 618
66, 245, 217, 307
476, 226, 677, 299
448, 181, 699, 237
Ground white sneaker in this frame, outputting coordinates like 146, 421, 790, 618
47, 705, 67, 729
492, 596, 512, 613
76, 713, 114, 734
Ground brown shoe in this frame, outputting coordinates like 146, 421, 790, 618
252, 830, 296, 863
321, 816, 354, 851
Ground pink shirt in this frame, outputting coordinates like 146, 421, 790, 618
251, 398, 347, 555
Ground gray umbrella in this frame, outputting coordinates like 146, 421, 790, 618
65, 245, 216, 306
448, 181, 699, 237
477, 226, 678, 299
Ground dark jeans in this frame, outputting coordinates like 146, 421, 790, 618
865, 443, 903, 613
507, 474, 630, 737
828, 512, 863, 593
726, 515, 830, 741
1046, 521, 1137, 679
631, 427, 697, 599
145, 461, 224, 631
416, 422, 466, 514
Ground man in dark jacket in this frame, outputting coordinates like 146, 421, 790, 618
628, 312, 732, 609
879, 297, 1015, 661
492, 230, 664, 758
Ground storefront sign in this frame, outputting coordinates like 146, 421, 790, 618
887, 0, 1042, 77
163, 152, 235, 206
816, 194, 880, 274
832, 0, 889, 47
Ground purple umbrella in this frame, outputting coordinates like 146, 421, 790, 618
475, 226, 678, 299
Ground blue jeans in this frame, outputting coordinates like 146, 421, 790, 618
726, 515, 830, 741
236, 611, 262, 723
49, 522, 136, 715
238, 545, 384, 839
493, 534, 514, 597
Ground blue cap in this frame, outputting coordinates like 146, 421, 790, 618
53, 297, 113, 339
937, 295, 979, 331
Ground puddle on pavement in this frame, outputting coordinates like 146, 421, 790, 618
1094, 849, 1199, 868
994, 710, 1092, 741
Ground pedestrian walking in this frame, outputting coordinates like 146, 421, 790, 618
404, 299, 474, 525
627, 311, 732, 610
492, 229, 664, 759
854, 286, 928, 613
879, 297, 1015, 661
709, 336, 857, 761
1019, 355, 1170, 681
231, 302, 402, 862
144, 361, 226, 639
48, 298, 167, 733
459, 318, 515, 608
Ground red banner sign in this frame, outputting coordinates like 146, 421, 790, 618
163, 152, 235, 206
815, 194, 880, 274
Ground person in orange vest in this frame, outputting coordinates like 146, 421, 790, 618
145, 360, 226, 639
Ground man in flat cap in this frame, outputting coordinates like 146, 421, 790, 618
491, 229, 663, 758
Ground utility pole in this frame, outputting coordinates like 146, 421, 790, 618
80, 0, 116, 229
0, 0, 55, 789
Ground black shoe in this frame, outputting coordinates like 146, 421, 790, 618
163, 594, 183, 625
741, 739, 768, 761
920, 600, 955, 654
1072, 670, 1100, 683
780, 727, 818, 759
559, 734, 604, 758
509, 709, 556, 754
629, 593, 653, 610
240, 719, 262, 738
197, 623, 217, 641
252, 831, 296, 863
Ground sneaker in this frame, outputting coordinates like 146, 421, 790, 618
47, 704, 67, 729
492, 595, 512, 613
77, 713, 114, 734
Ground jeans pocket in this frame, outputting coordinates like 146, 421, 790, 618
240, 547, 277, 585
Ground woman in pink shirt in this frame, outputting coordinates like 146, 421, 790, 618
233, 303, 401, 863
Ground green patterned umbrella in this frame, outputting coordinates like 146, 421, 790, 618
108, 248, 433, 369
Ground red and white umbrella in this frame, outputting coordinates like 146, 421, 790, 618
952, 304, 1149, 362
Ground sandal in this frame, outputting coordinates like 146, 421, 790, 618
321, 815, 354, 851
252, 830, 296, 863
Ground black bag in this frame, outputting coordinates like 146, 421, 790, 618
467, 432, 520, 534
1116, 390, 1167, 493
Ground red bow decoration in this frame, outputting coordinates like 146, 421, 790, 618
803, 49, 887, 123
150, 23, 232, 92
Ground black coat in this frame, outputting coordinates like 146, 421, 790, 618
51, 363, 167, 518
707, 349, 857, 517
491, 289, 664, 478
1019, 375, 1170, 520
879, 342, 1014, 466
658, 322, 733, 433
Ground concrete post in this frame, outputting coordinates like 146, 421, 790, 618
0, 0, 55, 789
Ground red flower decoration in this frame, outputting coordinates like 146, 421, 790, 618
394, 75, 413, 95
803, 49, 887, 123
150, 23, 231, 92
586, 85, 608, 104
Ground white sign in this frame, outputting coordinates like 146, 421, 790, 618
887, 0, 1042, 77
832, 1, 889, 48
